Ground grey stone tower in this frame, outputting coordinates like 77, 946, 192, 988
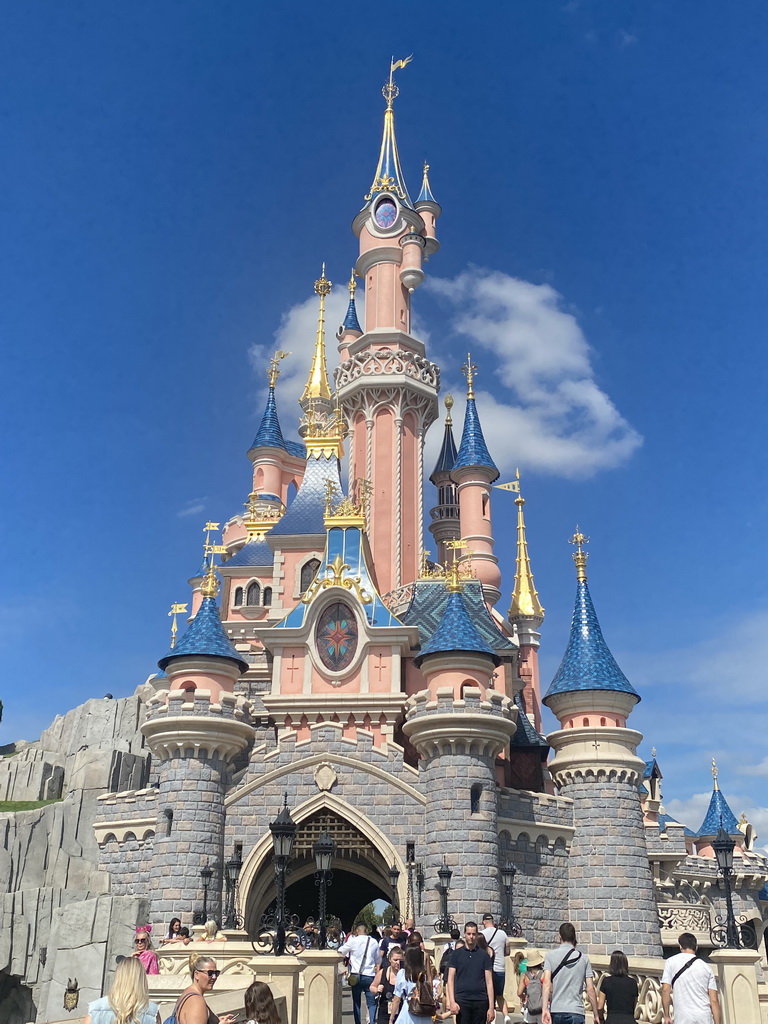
542, 534, 662, 957
404, 584, 516, 925
142, 575, 253, 925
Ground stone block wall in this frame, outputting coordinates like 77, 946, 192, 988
561, 778, 662, 956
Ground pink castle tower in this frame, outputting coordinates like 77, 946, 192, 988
337, 60, 440, 598
451, 355, 503, 606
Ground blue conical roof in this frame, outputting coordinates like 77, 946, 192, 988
247, 386, 287, 454
342, 296, 362, 333
415, 589, 501, 667
697, 786, 741, 837
225, 536, 274, 567
544, 579, 639, 700
416, 166, 438, 205
452, 398, 499, 481
430, 419, 458, 482
158, 597, 248, 673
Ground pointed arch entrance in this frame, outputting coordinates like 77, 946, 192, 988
242, 799, 404, 934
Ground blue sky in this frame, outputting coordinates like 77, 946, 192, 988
2, 1, 767, 839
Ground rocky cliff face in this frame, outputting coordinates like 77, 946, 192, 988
0, 688, 153, 1024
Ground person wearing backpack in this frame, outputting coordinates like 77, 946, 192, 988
541, 923, 600, 1024
518, 948, 545, 1024
660, 933, 721, 1024
388, 946, 437, 1024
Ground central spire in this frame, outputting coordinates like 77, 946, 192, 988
509, 470, 544, 622
301, 264, 333, 405
363, 57, 413, 207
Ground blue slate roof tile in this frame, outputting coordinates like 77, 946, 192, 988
416, 170, 438, 205
248, 386, 287, 454
158, 597, 248, 672
697, 787, 741, 837
430, 420, 458, 481
758, 884, 768, 901
510, 689, 548, 748
415, 589, 500, 665
342, 297, 362, 333
225, 538, 274, 568
286, 440, 307, 459
452, 397, 499, 480
403, 579, 514, 655
544, 580, 640, 700
269, 455, 341, 537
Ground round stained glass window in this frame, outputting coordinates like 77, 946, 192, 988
374, 197, 397, 229
315, 601, 358, 672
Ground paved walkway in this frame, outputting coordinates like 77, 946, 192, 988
339, 989, 522, 1024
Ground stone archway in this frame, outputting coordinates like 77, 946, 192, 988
243, 803, 402, 936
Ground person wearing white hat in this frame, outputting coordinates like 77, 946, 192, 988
518, 949, 545, 1024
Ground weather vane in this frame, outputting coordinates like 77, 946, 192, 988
569, 527, 589, 581
383, 54, 413, 109
461, 353, 477, 399
168, 603, 188, 649
267, 350, 290, 388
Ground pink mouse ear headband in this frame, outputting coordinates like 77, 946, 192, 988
135, 925, 152, 935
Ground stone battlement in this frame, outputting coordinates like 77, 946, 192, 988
145, 688, 252, 723
405, 684, 513, 719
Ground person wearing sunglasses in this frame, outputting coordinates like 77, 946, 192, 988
132, 930, 159, 975
173, 956, 239, 1024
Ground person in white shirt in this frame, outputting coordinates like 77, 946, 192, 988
480, 914, 510, 1022
661, 933, 721, 1024
339, 922, 380, 1024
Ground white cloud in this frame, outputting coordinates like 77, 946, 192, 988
741, 758, 768, 777
425, 269, 642, 478
176, 499, 206, 519
249, 287, 363, 419
618, 30, 639, 48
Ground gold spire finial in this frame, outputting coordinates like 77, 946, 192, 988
651, 746, 657, 759
267, 350, 290, 388
423, 160, 430, 182
508, 470, 545, 621
444, 393, 454, 426
200, 522, 226, 597
348, 270, 357, 299
569, 528, 589, 582
461, 353, 477, 399
168, 602, 188, 649
199, 559, 220, 599
712, 757, 719, 790
384, 54, 413, 110
300, 266, 332, 404
445, 558, 464, 593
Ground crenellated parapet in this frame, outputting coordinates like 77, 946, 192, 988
403, 685, 516, 759
142, 688, 254, 762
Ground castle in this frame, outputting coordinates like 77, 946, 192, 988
2, 63, 768, 1024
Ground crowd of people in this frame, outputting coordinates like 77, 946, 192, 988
84, 914, 722, 1024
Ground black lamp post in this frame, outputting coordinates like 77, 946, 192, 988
712, 827, 739, 948
416, 863, 425, 919
501, 861, 522, 937
435, 861, 456, 933
269, 797, 297, 955
223, 852, 243, 929
313, 831, 336, 949
194, 863, 214, 925
388, 864, 400, 923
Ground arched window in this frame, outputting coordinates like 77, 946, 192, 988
470, 783, 482, 814
233, 586, 244, 607
263, 587, 272, 607
300, 558, 321, 595
246, 581, 261, 606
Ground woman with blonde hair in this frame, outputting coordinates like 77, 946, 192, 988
84, 956, 160, 1024
174, 955, 238, 1024
202, 919, 228, 942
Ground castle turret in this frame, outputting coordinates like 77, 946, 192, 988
404, 567, 515, 922
695, 760, 743, 856
338, 60, 440, 596
542, 532, 662, 956
451, 356, 502, 606
428, 395, 460, 565
414, 161, 440, 257
336, 271, 363, 362
507, 470, 545, 731
300, 266, 334, 426
143, 563, 254, 924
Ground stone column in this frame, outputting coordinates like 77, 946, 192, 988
709, 948, 763, 1024
142, 689, 253, 925
299, 949, 342, 1024
404, 686, 515, 924
546, 693, 662, 957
